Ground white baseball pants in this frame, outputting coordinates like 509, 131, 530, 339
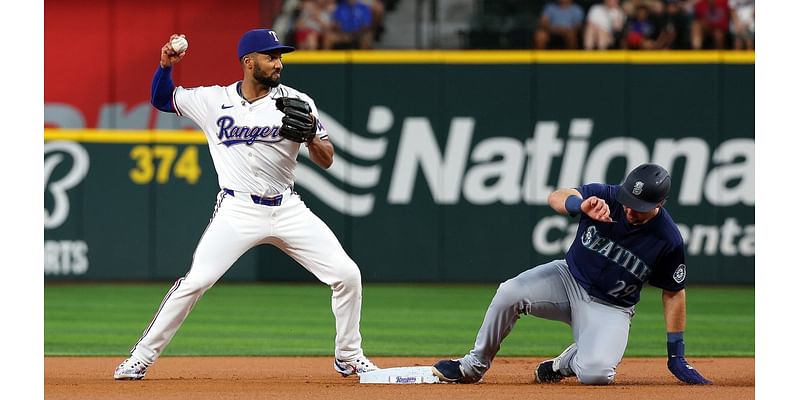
130, 189, 365, 364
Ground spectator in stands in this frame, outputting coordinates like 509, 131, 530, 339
362, 0, 386, 42
729, 0, 754, 50
294, 0, 333, 50
622, 0, 662, 17
584, 0, 626, 50
691, 0, 730, 49
323, 0, 374, 49
655, 0, 691, 49
535, 0, 586, 49
622, 4, 658, 49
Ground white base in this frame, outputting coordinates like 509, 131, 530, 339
358, 366, 441, 384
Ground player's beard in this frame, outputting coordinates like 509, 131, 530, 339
253, 63, 280, 88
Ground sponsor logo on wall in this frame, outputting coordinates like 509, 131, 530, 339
306, 107, 754, 258
44, 141, 90, 276
45, 104, 754, 259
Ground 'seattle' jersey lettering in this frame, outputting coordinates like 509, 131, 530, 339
580, 225, 651, 281
566, 184, 687, 307
173, 82, 326, 196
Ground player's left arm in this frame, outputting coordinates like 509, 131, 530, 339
307, 136, 334, 169
304, 97, 333, 169
662, 289, 712, 384
653, 243, 711, 385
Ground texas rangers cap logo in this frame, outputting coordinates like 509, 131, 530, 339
632, 181, 644, 196
673, 264, 686, 283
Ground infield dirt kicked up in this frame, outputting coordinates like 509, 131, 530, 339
45, 356, 753, 400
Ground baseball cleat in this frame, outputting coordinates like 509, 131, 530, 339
534, 360, 564, 383
432, 359, 467, 383
113, 356, 149, 380
535, 342, 577, 383
334, 356, 379, 377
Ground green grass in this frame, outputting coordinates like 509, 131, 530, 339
44, 283, 753, 357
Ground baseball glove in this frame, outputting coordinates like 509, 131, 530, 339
275, 97, 317, 143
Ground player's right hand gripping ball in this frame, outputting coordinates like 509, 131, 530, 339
275, 97, 317, 143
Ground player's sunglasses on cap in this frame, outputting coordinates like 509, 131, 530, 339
238, 29, 295, 59
616, 163, 671, 212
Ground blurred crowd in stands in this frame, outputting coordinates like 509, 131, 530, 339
538, 0, 754, 50
285, 0, 753, 50
291, 0, 386, 49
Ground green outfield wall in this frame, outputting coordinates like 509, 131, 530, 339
44, 52, 754, 284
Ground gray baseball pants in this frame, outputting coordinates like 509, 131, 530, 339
459, 259, 634, 385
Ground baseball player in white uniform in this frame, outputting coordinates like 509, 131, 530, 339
113, 29, 378, 380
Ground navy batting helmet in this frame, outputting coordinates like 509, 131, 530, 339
616, 163, 671, 212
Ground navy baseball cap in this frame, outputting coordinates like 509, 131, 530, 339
616, 163, 671, 212
237, 29, 295, 59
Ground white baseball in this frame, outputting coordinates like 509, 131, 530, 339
171, 36, 188, 53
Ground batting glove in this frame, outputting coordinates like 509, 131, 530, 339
667, 333, 712, 385
667, 356, 712, 385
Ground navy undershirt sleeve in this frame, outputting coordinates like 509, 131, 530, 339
151, 65, 176, 113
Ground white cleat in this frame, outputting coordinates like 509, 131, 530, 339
333, 356, 379, 377
113, 356, 149, 380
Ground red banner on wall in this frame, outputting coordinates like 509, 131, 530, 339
45, 0, 266, 129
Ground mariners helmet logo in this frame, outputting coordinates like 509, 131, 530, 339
673, 264, 686, 283
632, 181, 644, 196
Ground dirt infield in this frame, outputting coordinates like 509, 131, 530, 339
45, 356, 753, 400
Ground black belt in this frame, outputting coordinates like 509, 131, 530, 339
223, 188, 283, 206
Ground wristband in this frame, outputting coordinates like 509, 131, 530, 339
565, 195, 583, 216
667, 331, 685, 358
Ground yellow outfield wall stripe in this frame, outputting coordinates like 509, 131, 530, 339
44, 129, 206, 144
282, 50, 754, 64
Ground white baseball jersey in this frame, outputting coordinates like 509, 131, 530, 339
172, 82, 327, 196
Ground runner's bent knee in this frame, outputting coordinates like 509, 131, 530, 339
574, 360, 616, 385
491, 279, 526, 310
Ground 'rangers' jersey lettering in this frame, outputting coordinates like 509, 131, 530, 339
173, 82, 325, 196
215, 116, 282, 146
566, 183, 686, 307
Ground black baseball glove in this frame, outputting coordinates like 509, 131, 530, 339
275, 97, 317, 143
